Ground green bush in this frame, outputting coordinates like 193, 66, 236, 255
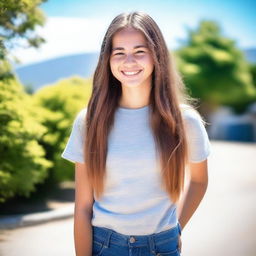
32, 76, 92, 183
0, 78, 52, 203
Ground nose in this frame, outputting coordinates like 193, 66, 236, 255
123, 54, 136, 64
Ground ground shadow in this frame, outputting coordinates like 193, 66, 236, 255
0, 181, 75, 216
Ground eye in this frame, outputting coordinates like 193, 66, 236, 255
136, 50, 145, 54
114, 52, 124, 55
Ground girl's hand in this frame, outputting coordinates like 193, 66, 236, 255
177, 221, 182, 253
178, 235, 182, 254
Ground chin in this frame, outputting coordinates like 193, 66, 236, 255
121, 82, 142, 87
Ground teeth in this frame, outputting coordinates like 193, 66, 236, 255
122, 70, 141, 76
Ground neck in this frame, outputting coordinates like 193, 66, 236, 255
118, 82, 152, 109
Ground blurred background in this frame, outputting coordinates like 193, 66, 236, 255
0, 0, 255, 255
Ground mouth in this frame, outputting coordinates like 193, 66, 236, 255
121, 70, 142, 77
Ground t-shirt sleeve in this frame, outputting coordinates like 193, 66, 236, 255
61, 108, 87, 164
182, 108, 211, 163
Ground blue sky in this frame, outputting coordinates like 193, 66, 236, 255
14, 0, 256, 65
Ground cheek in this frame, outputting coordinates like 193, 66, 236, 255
140, 55, 154, 65
110, 57, 120, 68
109, 60, 120, 79
144, 57, 154, 71
109, 59, 116, 72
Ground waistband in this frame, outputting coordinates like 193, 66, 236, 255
92, 224, 179, 247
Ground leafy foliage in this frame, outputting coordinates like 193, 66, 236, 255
32, 76, 92, 183
249, 63, 256, 88
0, 77, 52, 203
176, 20, 256, 113
0, 0, 46, 49
0, 0, 46, 79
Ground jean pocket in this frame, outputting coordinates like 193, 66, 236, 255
155, 237, 179, 256
92, 239, 106, 256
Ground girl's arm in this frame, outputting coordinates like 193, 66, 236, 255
177, 159, 209, 231
74, 162, 94, 256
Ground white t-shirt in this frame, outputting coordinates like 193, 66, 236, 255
61, 104, 211, 235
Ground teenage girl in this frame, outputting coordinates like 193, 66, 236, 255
62, 11, 211, 256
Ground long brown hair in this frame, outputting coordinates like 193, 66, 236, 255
84, 11, 204, 203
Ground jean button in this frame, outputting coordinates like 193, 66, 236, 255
129, 236, 136, 243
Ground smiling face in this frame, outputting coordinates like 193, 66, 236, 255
109, 27, 154, 88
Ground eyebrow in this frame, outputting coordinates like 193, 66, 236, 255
112, 45, 148, 51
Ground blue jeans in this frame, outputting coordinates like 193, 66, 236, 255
92, 223, 181, 256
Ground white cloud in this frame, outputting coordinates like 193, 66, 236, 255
12, 17, 109, 66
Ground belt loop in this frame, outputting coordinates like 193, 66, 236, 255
102, 228, 113, 248
148, 234, 156, 255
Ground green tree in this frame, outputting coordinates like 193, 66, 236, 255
0, 0, 49, 203
249, 63, 256, 88
32, 76, 92, 184
0, 0, 46, 78
176, 20, 256, 116
0, 78, 52, 203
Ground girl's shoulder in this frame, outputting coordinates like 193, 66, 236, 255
76, 107, 88, 120
73, 107, 88, 132
179, 103, 200, 118
179, 103, 206, 126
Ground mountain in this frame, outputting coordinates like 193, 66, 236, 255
12, 48, 256, 93
13, 52, 99, 92
243, 48, 256, 63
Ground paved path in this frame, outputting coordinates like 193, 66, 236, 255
0, 141, 255, 256
0, 218, 75, 256
182, 141, 256, 256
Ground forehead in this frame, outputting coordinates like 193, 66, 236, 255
112, 28, 148, 48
